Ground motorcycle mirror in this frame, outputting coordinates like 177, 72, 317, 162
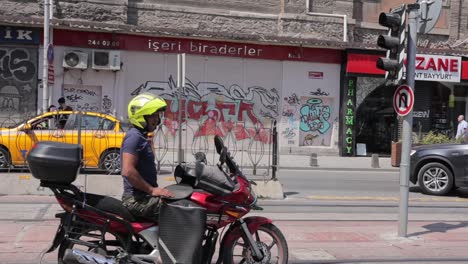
214, 135, 224, 155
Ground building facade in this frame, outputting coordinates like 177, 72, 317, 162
0, 0, 467, 156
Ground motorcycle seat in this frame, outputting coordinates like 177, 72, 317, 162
162, 184, 193, 201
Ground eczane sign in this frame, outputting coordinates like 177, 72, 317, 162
403, 54, 461, 82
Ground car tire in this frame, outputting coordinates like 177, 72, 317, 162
0, 147, 11, 168
417, 162, 454, 196
99, 149, 121, 174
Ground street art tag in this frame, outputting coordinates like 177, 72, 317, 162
299, 97, 333, 146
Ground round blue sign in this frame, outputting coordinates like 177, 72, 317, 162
47, 44, 54, 64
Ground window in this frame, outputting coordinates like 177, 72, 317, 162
30, 113, 68, 130
102, 119, 115, 130
80, 115, 101, 130
77, 115, 115, 130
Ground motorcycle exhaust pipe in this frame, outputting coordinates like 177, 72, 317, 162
62, 248, 116, 264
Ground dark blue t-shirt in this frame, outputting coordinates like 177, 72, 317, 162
121, 128, 157, 196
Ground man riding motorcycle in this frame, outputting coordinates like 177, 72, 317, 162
121, 92, 174, 221
30, 92, 288, 264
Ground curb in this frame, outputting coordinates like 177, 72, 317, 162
278, 166, 399, 172
158, 165, 399, 172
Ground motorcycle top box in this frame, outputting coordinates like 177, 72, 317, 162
27, 141, 82, 184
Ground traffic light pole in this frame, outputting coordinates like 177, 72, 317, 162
398, 3, 419, 237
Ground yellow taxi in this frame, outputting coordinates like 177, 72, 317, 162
0, 111, 127, 174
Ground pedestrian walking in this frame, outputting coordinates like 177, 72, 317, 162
456, 114, 468, 142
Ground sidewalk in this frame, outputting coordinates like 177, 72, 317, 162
0, 195, 468, 263
279, 220, 468, 263
3, 221, 468, 263
161, 152, 398, 171
277, 155, 395, 171
0, 153, 398, 173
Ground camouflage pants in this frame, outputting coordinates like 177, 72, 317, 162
122, 194, 161, 222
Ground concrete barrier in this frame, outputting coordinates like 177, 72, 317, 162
252, 180, 284, 200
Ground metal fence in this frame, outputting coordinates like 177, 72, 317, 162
0, 110, 278, 179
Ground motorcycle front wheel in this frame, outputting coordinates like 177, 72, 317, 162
222, 223, 289, 264
57, 227, 128, 264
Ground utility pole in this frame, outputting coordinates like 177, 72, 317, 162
177, 54, 186, 165
42, 0, 50, 113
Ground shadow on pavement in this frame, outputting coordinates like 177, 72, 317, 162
450, 188, 468, 198
284, 191, 300, 197
409, 186, 422, 194
0, 167, 30, 173
410, 186, 468, 199
292, 258, 468, 263
408, 221, 468, 237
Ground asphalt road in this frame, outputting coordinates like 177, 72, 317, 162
277, 169, 468, 200
3, 169, 468, 263
2, 169, 468, 222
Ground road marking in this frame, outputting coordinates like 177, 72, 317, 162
306, 195, 468, 202
163, 176, 176, 182
18, 175, 30, 180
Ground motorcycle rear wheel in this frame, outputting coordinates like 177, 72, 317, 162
222, 223, 288, 264
57, 227, 128, 264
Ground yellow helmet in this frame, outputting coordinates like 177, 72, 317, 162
127, 92, 167, 129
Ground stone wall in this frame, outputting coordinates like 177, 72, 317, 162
0, 0, 466, 53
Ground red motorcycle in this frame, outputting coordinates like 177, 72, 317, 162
29, 136, 288, 264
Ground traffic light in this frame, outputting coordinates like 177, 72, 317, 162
376, 4, 407, 84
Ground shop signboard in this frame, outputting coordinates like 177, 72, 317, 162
403, 54, 461, 82
0, 27, 40, 44
52, 29, 342, 64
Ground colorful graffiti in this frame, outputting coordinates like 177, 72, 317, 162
280, 88, 337, 147
133, 75, 279, 143
299, 98, 331, 134
0, 47, 37, 117
299, 97, 334, 146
